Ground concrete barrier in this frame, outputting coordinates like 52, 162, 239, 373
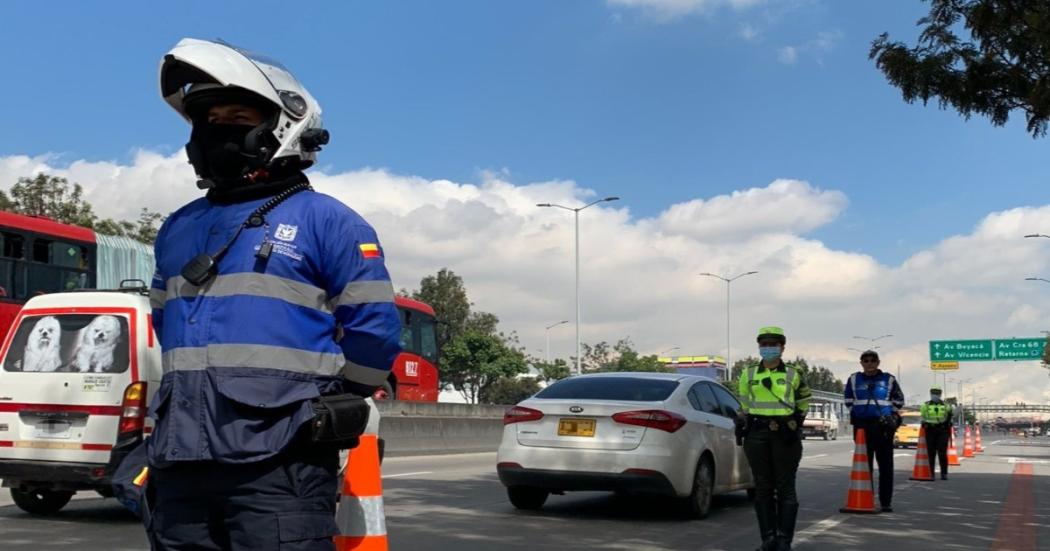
376, 400, 508, 457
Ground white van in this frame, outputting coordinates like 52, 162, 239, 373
0, 287, 381, 515
0, 288, 159, 514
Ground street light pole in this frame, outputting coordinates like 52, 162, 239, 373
537, 196, 621, 375
660, 346, 680, 356
699, 271, 758, 372
544, 320, 569, 363
1026, 277, 1050, 284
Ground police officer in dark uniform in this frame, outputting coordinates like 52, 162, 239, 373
149, 39, 402, 550
737, 326, 812, 551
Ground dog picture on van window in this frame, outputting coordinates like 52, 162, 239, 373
22, 316, 63, 372
71, 315, 122, 373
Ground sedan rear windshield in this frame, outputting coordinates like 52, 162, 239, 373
535, 377, 679, 401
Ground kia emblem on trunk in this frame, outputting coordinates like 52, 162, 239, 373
569, 406, 584, 413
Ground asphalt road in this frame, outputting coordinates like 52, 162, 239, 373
0, 435, 1047, 550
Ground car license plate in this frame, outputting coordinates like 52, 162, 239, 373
558, 418, 596, 437
34, 420, 71, 440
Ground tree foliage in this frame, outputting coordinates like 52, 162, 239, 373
0, 174, 164, 244
411, 268, 500, 350
442, 330, 528, 404
870, 0, 1050, 137
532, 358, 571, 383
479, 376, 541, 405
576, 339, 673, 373
728, 355, 845, 397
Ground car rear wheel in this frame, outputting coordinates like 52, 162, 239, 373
507, 486, 548, 510
10, 488, 74, 515
684, 457, 714, 519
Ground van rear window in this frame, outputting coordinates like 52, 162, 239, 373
4, 314, 131, 374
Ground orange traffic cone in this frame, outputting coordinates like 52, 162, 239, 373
975, 424, 984, 453
909, 426, 934, 481
335, 434, 389, 551
948, 428, 961, 466
841, 428, 880, 513
963, 425, 975, 458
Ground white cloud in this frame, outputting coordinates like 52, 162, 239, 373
608, 0, 764, 21
778, 29, 843, 65
777, 46, 799, 65
3, 151, 1050, 405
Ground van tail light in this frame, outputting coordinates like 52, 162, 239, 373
503, 406, 544, 425
118, 382, 147, 436
612, 410, 687, 433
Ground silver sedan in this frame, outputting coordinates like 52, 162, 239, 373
496, 372, 753, 518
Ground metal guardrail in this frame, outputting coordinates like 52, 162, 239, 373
965, 404, 1050, 413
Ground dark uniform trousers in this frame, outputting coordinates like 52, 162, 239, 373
855, 422, 894, 507
924, 424, 950, 476
743, 422, 803, 506
150, 446, 339, 551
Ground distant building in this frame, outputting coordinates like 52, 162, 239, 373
658, 355, 728, 381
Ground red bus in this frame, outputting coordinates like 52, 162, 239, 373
389, 296, 440, 401
0, 210, 440, 401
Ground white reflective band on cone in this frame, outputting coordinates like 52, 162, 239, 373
337, 495, 387, 537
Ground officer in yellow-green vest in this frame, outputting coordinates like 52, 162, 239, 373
736, 326, 812, 551
920, 385, 952, 480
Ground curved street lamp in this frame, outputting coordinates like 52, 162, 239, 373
537, 196, 621, 374
1026, 277, 1050, 284
544, 320, 569, 363
699, 271, 758, 372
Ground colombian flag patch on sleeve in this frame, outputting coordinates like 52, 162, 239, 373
359, 243, 382, 259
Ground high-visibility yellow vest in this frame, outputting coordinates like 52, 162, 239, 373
921, 401, 950, 424
738, 362, 811, 417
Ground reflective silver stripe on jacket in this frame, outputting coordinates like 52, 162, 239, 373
149, 288, 166, 310
165, 274, 331, 312
328, 280, 395, 310
336, 495, 387, 536
162, 344, 344, 376
341, 361, 392, 387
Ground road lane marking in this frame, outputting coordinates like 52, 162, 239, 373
803, 454, 828, 460
1006, 457, 1050, 464
991, 463, 1035, 551
894, 453, 910, 458
383, 471, 433, 478
794, 516, 848, 545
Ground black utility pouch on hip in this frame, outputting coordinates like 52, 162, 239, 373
310, 394, 370, 450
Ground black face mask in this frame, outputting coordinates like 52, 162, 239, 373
186, 123, 265, 187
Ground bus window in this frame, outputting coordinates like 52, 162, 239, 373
419, 315, 438, 363
52, 242, 89, 269
399, 308, 417, 354
2, 232, 24, 259
32, 238, 51, 263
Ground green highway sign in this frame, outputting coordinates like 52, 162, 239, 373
929, 338, 1047, 362
994, 338, 1046, 361
929, 340, 994, 361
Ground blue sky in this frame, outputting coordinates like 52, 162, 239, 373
1, 0, 1046, 266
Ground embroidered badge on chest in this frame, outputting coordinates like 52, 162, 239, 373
275, 224, 299, 242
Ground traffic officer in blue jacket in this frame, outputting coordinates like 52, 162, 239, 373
149, 38, 402, 550
843, 349, 905, 512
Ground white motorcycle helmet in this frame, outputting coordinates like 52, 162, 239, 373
159, 38, 329, 185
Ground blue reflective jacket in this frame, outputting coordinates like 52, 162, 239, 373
843, 370, 904, 422
147, 187, 401, 465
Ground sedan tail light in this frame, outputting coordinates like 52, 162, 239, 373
612, 409, 686, 433
503, 406, 544, 425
